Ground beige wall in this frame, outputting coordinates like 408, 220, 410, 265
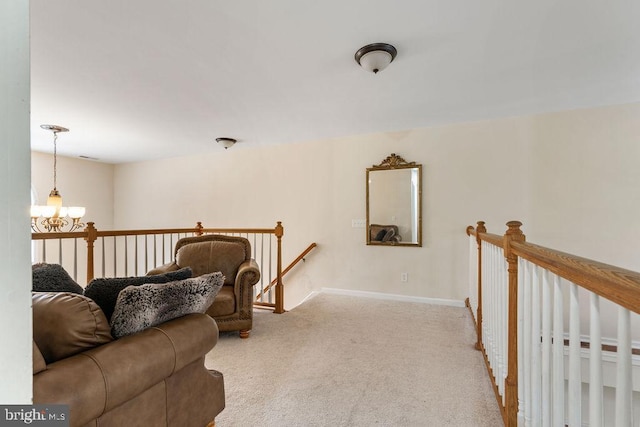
114, 111, 535, 308
528, 103, 640, 271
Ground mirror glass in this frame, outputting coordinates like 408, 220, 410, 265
366, 154, 422, 247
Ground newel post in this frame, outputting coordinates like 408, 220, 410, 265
274, 221, 285, 314
195, 222, 204, 236
84, 222, 98, 283
504, 221, 525, 427
475, 220, 487, 351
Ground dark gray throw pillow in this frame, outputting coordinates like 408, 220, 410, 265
32, 263, 84, 294
110, 272, 224, 338
84, 267, 192, 322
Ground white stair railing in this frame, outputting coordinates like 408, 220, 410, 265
466, 221, 640, 426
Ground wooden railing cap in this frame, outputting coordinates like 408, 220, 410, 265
506, 220, 522, 228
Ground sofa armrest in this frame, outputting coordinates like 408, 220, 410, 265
33, 340, 47, 375
146, 261, 180, 276
34, 313, 218, 426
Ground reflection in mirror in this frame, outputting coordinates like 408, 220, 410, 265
366, 154, 422, 247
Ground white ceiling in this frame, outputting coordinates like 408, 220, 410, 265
30, 0, 640, 164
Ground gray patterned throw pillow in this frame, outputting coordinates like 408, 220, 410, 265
110, 272, 224, 338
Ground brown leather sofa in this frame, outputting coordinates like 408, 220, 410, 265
148, 234, 261, 338
32, 292, 225, 427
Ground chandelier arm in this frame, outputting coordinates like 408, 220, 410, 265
31, 218, 43, 233
69, 219, 85, 232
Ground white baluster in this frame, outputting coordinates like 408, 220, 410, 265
496, 248, 508, 405
541, 269, 552, 427
551, 274, 564, 426
483, 243, 491, 372
615, 307, 632, 427
589, 293, 603, 427
493, 246, 504, 405
482, 242, 492, 373
502, 254, 508, 404
469, 234, 476, 312
485, 242, 492, 372
493, 244, 501, 397
517, 257, 525, 425
568, 283, 581, 426
523, 261, 532, 426
531, 265, 541, 425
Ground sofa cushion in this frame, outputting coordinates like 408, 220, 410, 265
110, 272, 224, 338
84, 267, 193, 322
32, 292, 113, 364
32, 263, 84, 294
176, 240, 245, 285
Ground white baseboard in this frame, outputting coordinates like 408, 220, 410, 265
316, 287, 466, 307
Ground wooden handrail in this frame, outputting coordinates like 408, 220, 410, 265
255, 242, 317, 301
468, 222, 640, 314
467, 225, 503, 246
32, 230, 88, 240
94, 227, 199, 237
511, 240, 640, 314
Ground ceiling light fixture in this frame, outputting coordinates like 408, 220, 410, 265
216, 137, 237, 149
354, 43, 397, 74
31, 125, 86, 233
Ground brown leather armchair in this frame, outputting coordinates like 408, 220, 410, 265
369, 223, 402, 243
148, 235, 260, 338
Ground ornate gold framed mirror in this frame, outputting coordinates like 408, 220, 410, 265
366, 153, 422, 247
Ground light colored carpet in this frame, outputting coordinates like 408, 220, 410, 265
205, 293, 503, 426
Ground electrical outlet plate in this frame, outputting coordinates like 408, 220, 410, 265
401, 272, 408, 282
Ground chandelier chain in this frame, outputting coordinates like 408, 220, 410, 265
53, 131, 58, 190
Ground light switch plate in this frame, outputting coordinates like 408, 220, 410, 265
351, 219, 366, 228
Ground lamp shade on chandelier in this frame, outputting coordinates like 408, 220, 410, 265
30, 125, 86, 233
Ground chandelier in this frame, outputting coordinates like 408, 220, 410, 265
30, 125, 86, 233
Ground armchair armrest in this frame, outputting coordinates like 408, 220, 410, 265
233, 259, 260, 316
147, 261, 180, 276
234, 259, 260, 292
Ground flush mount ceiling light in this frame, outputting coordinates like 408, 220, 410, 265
354, 43, 397, 74
216, 137, 236, 149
